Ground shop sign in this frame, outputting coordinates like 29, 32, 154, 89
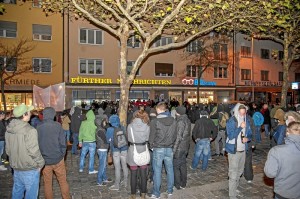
245, 80, 282, 87
70, 76, 172, 85
182, 78, 216, 86
9, 78, 40, 85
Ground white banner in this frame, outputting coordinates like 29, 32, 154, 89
33, 83, 65, 111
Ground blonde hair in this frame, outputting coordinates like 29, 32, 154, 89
156, 102, 167, 112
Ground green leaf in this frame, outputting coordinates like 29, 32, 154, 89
216, 0, 222, 3
209, 4, 214, 10
166, 7, 172, 12
184, 16, 193, 24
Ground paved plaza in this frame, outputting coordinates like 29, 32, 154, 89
0, 137, 274, 199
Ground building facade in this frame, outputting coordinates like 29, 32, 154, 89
0, 0, 63, 110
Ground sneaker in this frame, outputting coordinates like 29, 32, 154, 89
150, 194, 160, 199
247, 180, 252, 183
103, 178, 112, 183
180, 186, 186, 190
88, 170, 98, 174
97, 182, 107, 186
189, 165, 196, 170
120, 180, 127, 187
79, 169, 83, 173
167, 192, 173, 196
0, 165, 7, 171
109, 184, 119, 191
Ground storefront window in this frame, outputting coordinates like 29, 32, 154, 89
72, 90, 110, 103
0, 93, 32, 111
116, 90, 149, 100
185, 91, 214, 104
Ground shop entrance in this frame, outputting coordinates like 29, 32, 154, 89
185, 91, 214, 104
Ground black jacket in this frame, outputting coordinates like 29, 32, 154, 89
70, 107, 84, 133
95, 117, 109, 150
192, 117, 218, 140
173, 114, 191, 158
37, 107, 66, 165
149, 113, 177, 148
0, 120, 6, 141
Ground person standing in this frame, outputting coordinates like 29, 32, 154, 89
191, 110, 217, 171
252, 110, 264, 143
127, 110, 150, 199
226, 104, 252, 199
0, 111, 7, 171
261, 103, 271, 138
5, 104, 45, 199
149, 102, 177, 198
70, 107, 84, 155
37, 107, 70, 199
78, 110, 98, 174
61, 110, 72, 145
173, 106, 191, 190
264, 121, 300, 199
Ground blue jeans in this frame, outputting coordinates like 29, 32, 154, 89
71, 133, 79, 154
0, 141, 4, 166
264, 124, 270, 137
192, 138, 210, 170
12, 169, 40, 199
79, 142, 96, 172
64, 130, 70, 142
152, 148, 174, 197
255, 126, 261, 143
97, 150, 108, 184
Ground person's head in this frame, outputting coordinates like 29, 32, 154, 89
0, 111, 5, 120
13, 104, 34, 122
284, 111, 300, 126
175, 106, 186, 116
263, 103, 268, 109
287, 121, 300, 136
238, 104, 247, 117
156, 102, 167, 114
252, 103, 257, 109
133, 109, 150, 124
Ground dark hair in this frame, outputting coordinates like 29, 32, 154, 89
132, 110, 150, 124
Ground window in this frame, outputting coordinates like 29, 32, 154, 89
186, 65, 197, 77
261, 49, 270, 59
1, 0, 16, 4
123, 61, 140, 76
79, 28, 103, 45
116, 90, 149, 100
154, 36, 173, 47
0, 57, 17, 72
33, 58, 52, 73
295, 73, 300, 82
214, 65, 228, 78
127, 36, 141, 48
261, 70, 269, 81
278, 51, 284, 60
73, 90, 110, 100
32, 0, 42, 7
155, 63, 173, 76
79, 59, 103, 75
241, 69, 251, 80
32, 24, 52, 41
241, 46, 251, 57
0, 21, 17, 38
213, 43, 228, 61
186, 40, 202, 53
279, 72, 283, 81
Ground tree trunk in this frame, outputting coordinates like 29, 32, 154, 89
280, 33, 290, 109
1, 80, 6, 112
118, 82, 130, 126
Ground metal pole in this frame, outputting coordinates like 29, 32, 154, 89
197, 54, 201, 104
251, 37, 255, 102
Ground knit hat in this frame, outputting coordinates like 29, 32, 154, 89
176, 106, 186, 115
13, 104, 34, 117
238, 104, 247, 110
149, 108, 157, 117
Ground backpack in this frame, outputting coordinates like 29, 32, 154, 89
113, 127, 127, 148
219, 112, 229, 128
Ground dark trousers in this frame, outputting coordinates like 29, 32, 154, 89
130, 167, 147, 194
173, 155, 187, 189
244, 147, 253, 181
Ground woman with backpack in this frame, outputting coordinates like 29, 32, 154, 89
127, 110, 150, 199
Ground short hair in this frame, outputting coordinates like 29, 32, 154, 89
156, 102, 167, 111
287, 121, 300, 135
132, 110, 150, 124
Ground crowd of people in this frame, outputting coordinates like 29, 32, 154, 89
0, 98, 299, 199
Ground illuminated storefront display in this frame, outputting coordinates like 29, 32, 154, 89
181, 78, 216, 86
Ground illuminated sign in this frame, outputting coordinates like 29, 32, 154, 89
182, 78, 216, 86
70, 76, 172, 85
292, 82, 299, 90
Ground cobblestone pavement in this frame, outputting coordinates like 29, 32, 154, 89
0, 136, 274, 199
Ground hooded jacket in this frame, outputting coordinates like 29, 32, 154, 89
5, 119, 45, 170
70, 107, 84, 134
225, 103, 252, 154
96, 108, 108, 123
61, 114, 71, 131
149, 112, 177, 148
274, 109, 286, 145
127, 118, 150, 166
79, 110, 97, 143
173, 114, 191, 159
0, 119, 6, 141
264, 134, 300, 199
106, 115, 128, 152
37, 107, 66, 165
192, 116, 217, 141
95, 117, 109, 150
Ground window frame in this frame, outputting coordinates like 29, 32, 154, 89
261, 49, 270, 59
214, 65, 228, 79
278, 51, 284, 60
79, 58, 104, 75
32, 0, 42, 8
213, 43, 228, 61
241, 69, 251, 80
32, 24, 52, 41
186, 40, 202, 53
261, 70, 269, 81
240, 46, 251, 58
278, 72, 283, 81
154, 62, 174, 77
0, 21, 17, 38
0, 56, 17, 72
127, 36, 141, 48
32, 58, 52, 73
79, 28, 103, 45
186, 65, 198, 78
154, 36, 173, 47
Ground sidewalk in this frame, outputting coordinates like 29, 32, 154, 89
0, 137, 274, 199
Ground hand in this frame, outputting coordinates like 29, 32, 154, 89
209, 138, 213, 141
78, 143, 82, 148
242, 137, 248, 143
240, 122, 246, 128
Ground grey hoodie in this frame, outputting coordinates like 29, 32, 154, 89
264, 134, 300, 198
